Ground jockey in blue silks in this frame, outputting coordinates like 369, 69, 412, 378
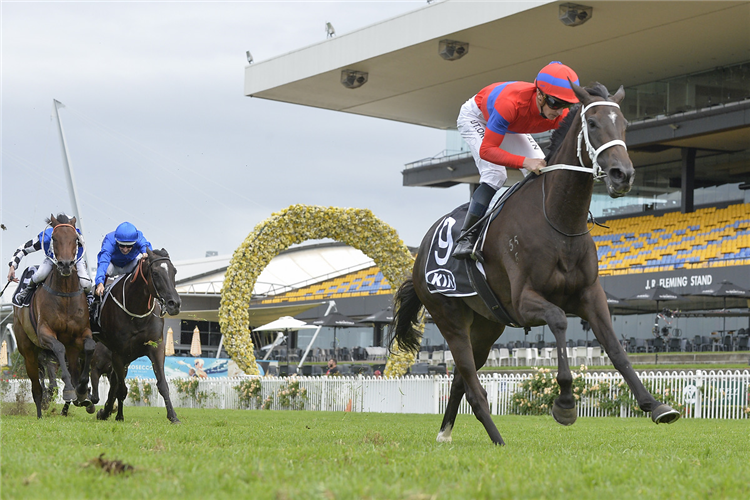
94, 221, 153, 298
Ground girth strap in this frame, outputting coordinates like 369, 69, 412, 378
465, 260, 525, 329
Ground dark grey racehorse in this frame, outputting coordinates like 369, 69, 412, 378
390, 82, 680, 445
95, 248, 181, 423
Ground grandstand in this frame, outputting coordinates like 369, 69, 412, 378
595, 203, 750, 275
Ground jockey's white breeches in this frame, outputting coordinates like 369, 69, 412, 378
31, 257, 92, 292
457, 96, 545, 189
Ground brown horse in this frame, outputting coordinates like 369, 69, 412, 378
95, 248, 181, 423
13, 215, 95, 418
390, 82, 680, 445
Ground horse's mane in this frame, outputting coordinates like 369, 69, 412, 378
545, 82, 611, 162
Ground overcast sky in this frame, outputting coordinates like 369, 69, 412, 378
1, 1, 469, 287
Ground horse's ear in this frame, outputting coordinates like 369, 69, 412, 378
50, 214, 58, 226
570, 79, 593, 106
70, 216, 77, 227
160, 248, 170, 258
610, 85, 626, 105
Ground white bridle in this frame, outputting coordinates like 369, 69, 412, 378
47, 223, 86, 268
541, 100, 627, 180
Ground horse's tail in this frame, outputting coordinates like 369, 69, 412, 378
387, 278, 423, 355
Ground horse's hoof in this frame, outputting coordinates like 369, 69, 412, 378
552, 401, 577, 426
86, 404, 96, 414
170, 418, 182, 425
96, 409, 108, 420
63, 389, 76, 402
652, 403, 681, 424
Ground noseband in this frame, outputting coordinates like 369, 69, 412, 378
541, 100, 628, 180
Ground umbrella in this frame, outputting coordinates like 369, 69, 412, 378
358, 306, 393, 347
358, 306, 394, 325
627, 285, 683, 313
311, 312, 358, 359
605, 291, 624, 305
190, 326, 202, 357
254, 316, 318, 367
690, 280, 750, 338
0, 340, 7, 367
165, 327, 175, 356
691, 280, 749, 307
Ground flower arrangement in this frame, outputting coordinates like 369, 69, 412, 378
235, 377, 263, 409
127, 379, 142, 404
218, 204, 417, 376
127, 380, 154, 406
175, 377, 212, 406
276, 377, 308, 410
510, 367, 688, 418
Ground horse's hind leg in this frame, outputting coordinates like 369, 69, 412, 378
430, 305, 505, 445
582, 290, 680, 424
20, 347, 44, 418
438, 374, 465, 443
438, 317, 503, 443
97, 358, 125, 421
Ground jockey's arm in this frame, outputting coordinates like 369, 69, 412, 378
7, 236, 42, 282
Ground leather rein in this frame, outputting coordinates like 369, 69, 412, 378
539, 100, 625, 237
109, 256, 172, 319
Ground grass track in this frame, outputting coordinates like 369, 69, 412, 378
1, 405, 749, 499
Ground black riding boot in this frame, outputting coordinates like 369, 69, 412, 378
452, 182, 498, 262
15, 279, 38, 305
451, 212, 483, 261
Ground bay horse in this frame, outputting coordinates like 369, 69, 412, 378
95, 248, 181, 423
390, 82, 680, 445
13, 214, 95, 418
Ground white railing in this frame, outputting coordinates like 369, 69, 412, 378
2, 370, 748, 419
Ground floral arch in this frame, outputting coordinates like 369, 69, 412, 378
218, 204, 420, 377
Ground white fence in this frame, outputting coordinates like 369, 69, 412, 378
2, 370, 748, 419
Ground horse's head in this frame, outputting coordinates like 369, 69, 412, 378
145, 248, 181, 316
48, 214, 80, 277
571, 82, 634, 198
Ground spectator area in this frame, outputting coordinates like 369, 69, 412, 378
257, 267, 391, 304
256, 203, 750, 304
593, 203, 750, 275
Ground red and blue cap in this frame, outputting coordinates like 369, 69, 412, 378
535, 61, 579, 104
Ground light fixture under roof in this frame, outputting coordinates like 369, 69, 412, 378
341, 70, 368, 89
438, 40, 469, 61
559, 3, 593, 27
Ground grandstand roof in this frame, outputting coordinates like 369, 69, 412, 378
173, 242, 382, 324
175, 241, 374, 296
244, 0, 749, 130
245, 0, 750, 190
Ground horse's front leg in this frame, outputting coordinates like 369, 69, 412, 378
74, 334, 95, 413
581, 287, 680, 424
38, 326, 76, 402
148, 345, 181, 424
517, 293, 577, 425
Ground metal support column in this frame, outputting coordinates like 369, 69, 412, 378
681, 147, 696, 214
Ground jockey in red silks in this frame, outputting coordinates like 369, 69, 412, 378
452, 61, 580, 261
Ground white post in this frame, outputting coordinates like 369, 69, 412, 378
52, 100, 89, 267
298, 300, 336, 369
